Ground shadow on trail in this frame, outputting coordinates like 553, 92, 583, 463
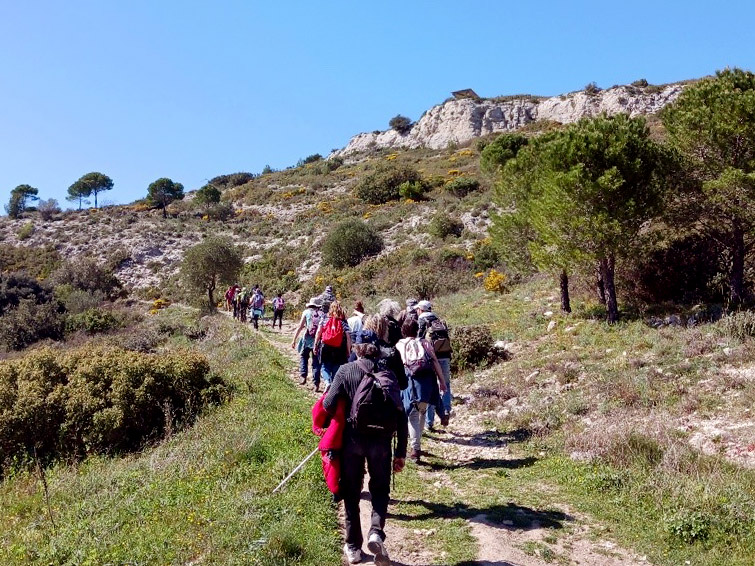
391, 561, 521, 566
418, 455, 538, 472
388, 499, 571, 531
427, 428, 532, 448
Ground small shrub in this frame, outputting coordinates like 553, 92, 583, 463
472, 240, 500, 271
480, 133, 529, 173
0, 299, 64, 351
584, 82, 601, 95
354, 164, 422, 204
665, 510, 711, 544
65, 308, 123, 335
445, 176, 481, 197
61, 288, 105, 314
208, 172, 256, 190
389, 115, 412, 134
452, 325, 494, 371
37, 198, 61, 221
719, 311, 755, 341
398, 180, 427, 200
17, 222, 34, 241
484, 269, 508, 293
205, 201, 234, 221
298, 153, 322, 166
428, 213, 463, 239
50, 259, 121, 298
631, 78, 649, 87
322, 219, 384, 268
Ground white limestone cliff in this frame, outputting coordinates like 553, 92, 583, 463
333, 84, 683, 157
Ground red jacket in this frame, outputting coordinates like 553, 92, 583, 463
312, 395, 346, 495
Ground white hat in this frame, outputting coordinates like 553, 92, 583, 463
417, 300, 432, 311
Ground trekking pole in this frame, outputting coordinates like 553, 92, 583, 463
272, 446, 319, 494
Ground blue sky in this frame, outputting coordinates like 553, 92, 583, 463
1, 1, 753, 208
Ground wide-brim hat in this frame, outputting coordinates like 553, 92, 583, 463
306, 297, 320, 308
418, 300, 432, 311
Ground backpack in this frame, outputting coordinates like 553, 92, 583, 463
428, 318, 451, 355
349, 360, 402, 436
251, 293, 264, 309
274, 297, 285, 311
399, 338, 433, 376
306, 309, 321, 337
321, 317, 345, 347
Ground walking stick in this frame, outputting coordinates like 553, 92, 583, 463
272, 446, 320, 493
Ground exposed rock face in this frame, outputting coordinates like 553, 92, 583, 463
334, 84, 683, 157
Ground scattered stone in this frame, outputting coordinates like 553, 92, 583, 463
544, 310, 553, 317
547, 320, 557, 331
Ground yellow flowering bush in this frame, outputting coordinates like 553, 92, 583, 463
484, 269, 508, 294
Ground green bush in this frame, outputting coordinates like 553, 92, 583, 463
17, 222, 34, 241
428, 213, 463, 239
452, 325, 494, 371
398, 180, 428, 200
389, 115, 412, 134
322, 219, 384, 268
0, 245, 61, 280
0, 346, 223, 466
354, 164, 422, 204
65, 308, 123, 335
0, 300, 64, 351
472, 240, 500, 271
50, 258, 121, 298
444, 176, 481, 197
208, 172, 256, 190
480, 133, 528, 173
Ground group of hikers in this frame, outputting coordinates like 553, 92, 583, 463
224, 284, 286, 330
290, 286, 453, 565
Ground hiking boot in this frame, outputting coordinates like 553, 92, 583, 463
440, 414, 450, 426
409, 449, 420, 463
367, 533, 390, 566
298, 376, 307, 385
343, 543, 362, 564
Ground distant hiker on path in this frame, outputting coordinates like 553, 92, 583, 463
318, 284, 337, 314
376, 299, 403, 347
322, 342, 408, 566
250, 285, 265, 330
396, 318, 448, 463
347, 300, 366, 342
416, 300, 453, 431
291, 297, 323, 391
271, 292, 285, 329
225, 284, 238, 312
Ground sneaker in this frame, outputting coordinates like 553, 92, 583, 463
426, 424, 435, 432
298, 377, 307, 385
367, 533, 390, 566
343, 543, 362, 564
409, 449, 421, 463
440, 414, 450, 426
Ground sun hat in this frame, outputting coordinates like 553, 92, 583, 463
306, 297, 320, 308
417, 300, 432, 311
406, 298, 418, 307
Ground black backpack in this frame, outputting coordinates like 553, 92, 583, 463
349, 360, 402, 436
429, 318, 452, 355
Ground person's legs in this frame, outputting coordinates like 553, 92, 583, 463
426, 403, 436, 429
438, 357, 452, 414
252, 314, 259, 329
407, 402, 428, 456
312, 353, 322, 390
340, 434, 367, 551
299, 347, 310, 383
365, 437, 392, 542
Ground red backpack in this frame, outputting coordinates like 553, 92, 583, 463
321, 317, 345, 347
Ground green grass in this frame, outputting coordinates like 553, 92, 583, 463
0, 312, 340, 565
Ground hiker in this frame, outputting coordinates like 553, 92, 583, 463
376, 299, 403, 347
271, 292, 285, 329
347, 301, 366, 342
396, 318, 448, 463
250, 285, 265, 329
236, 287, 249, 323
417, 300, 453, 431
322, 342, 408, 566
402, 298, 419, 324
225, 284, 238, 312
314, 300, 352, 388
291, 297, 323, 391
318, 284, 337, 313
359, 314, 408, 390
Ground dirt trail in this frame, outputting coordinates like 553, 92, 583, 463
253, 318, 650, 566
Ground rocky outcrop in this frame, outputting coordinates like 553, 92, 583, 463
334, 84, 684, 157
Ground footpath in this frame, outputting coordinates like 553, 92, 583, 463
254, 318, 651, 566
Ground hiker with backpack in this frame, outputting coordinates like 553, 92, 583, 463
291, 297, 323, 391
318, 284, 337, 314
314, 300, 352, 388
416, 300, 453, 431
396, 318, 448, 463
271, 292, 285, 329
225, 284, 238, 312
249, 285, 265, 330
347, 301, 366, 342
236, 287, 249, 323
356, 314, 408, 390
321, 341, 408, 566
376, 299, 403, 347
